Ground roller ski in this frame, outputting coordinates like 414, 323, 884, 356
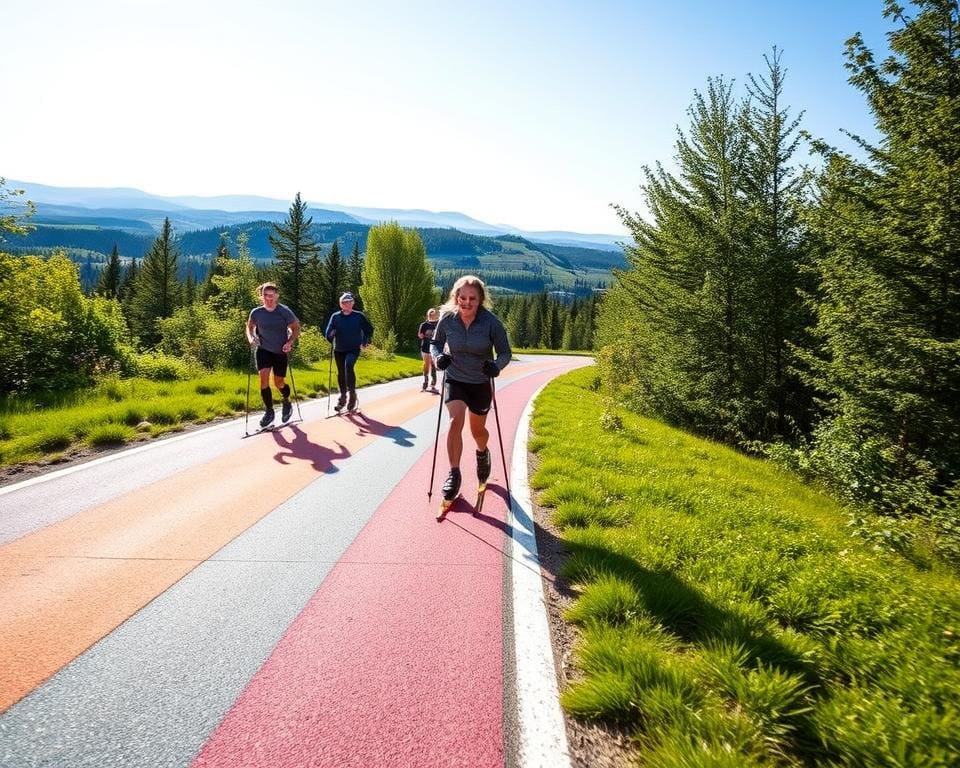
474, 448, 491, 514
437, 467, 461, 521
244, 408, 275, 437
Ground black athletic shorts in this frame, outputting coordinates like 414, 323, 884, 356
255, 348, 288, 377
444, 378, 492, 415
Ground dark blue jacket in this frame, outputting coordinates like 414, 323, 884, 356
325, 310, 374, 352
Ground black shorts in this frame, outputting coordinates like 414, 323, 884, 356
445, 378, 492, 415
256, 348, 288, 377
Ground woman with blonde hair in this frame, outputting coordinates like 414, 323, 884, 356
430, 275, 511, 514
417, 307, 439, 391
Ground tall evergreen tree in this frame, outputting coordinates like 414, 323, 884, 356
269, 192, 320, 319
347, 241, 364, 311
604, 77, 757, 437
97, 243, 122, 299
744, 48, 814, 436
130, 217, 182, 346
360, 222, 434, 349
320, 239, 348, 323
804, 0, 960, 514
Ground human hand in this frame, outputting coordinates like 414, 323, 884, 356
482, 360, 499, 378
436, 354, 452, 371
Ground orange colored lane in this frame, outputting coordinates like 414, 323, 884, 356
0, 388, 431, 714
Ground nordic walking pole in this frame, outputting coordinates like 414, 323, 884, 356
244, 346, 255, 436
326, 341, 334, 418
427, 371, 447, 501
287, 359, 303, 422
491, 377, 511, 500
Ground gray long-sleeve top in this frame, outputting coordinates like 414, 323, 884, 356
430, 307, 511, 384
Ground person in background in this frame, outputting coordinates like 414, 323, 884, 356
324, 292, 374, 412
246, 282, 300, 427
417, 307, 439, 391
430, 275, 511, 506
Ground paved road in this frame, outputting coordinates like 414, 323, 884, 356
0, 354, 589, 767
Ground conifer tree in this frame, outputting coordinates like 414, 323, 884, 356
269, 192, 320, 319
97, 244, 123, 299
320, 239, 348, 321
347, 241, 364, 310
130, 217, 182, 346
805, 0, 960, 514
744, 48, 814, 436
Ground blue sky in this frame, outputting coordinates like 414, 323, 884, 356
1, 0, 896, 234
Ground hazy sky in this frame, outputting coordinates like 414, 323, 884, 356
2, 0, 896, 234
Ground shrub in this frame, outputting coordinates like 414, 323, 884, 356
134, 352, 199, 381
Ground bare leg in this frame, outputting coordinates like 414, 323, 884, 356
445, 399, 468, 468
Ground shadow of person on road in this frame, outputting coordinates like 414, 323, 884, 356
270, 424, 350, 473
342, 412, 416, 447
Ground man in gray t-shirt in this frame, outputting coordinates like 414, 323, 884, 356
246, 282, 300, 428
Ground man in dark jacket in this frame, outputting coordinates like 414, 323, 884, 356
324, 292, 374, 412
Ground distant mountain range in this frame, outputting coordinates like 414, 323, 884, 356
9, 180, 628, 252
5, 180, 627, 296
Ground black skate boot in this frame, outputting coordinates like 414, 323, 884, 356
259, 408, 275, 429
347, 389, 359, 412
430, 371, 437, 390
475, 448, 491, 514
437, 467, 461, 520
334, 392, 347, 413
281, 399, 293, 423
421, 377, 428, 391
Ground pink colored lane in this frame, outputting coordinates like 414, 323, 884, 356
193, 365, 572, 768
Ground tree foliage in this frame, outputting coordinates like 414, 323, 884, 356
269, 192, 320, 320
0, 252, 131, 392
803, 0, 960, 515
129, 217, 182, 346
360, 222, 434, 350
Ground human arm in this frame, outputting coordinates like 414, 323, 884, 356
282, 319, 301, 354
246, 316, 258, 346
487, 315, 511, 374
361, 314, 374, 348
324, 314, 336, 343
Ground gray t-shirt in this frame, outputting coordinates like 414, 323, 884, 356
430, 307, 511, 384
248, 304, 298, 354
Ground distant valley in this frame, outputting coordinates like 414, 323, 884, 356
6, 180, 627, 295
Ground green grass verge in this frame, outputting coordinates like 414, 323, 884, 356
530, 366, 960, 767
0, 353, 423, 467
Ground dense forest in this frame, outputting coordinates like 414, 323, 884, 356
597, 1, 959, 559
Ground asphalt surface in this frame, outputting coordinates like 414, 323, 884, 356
0, 355, 589, 767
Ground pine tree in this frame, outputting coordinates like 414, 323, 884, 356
97, 244, 122, 299
269, 193, 320, 319
744, 48, 814, 436
804, 0, 960, 514
604, 76, 756, 436
320, 239, 348, 322
347, 241, 364, 311
130, 217, 182, 346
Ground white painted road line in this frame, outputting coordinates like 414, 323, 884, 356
509, 383, 572, 768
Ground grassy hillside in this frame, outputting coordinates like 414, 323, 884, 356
531, 366, 959, 767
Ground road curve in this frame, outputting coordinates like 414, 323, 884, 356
0, 354, 589, 767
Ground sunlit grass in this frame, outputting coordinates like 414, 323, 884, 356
0, 354, 423, 467
531, 366, 960, 766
